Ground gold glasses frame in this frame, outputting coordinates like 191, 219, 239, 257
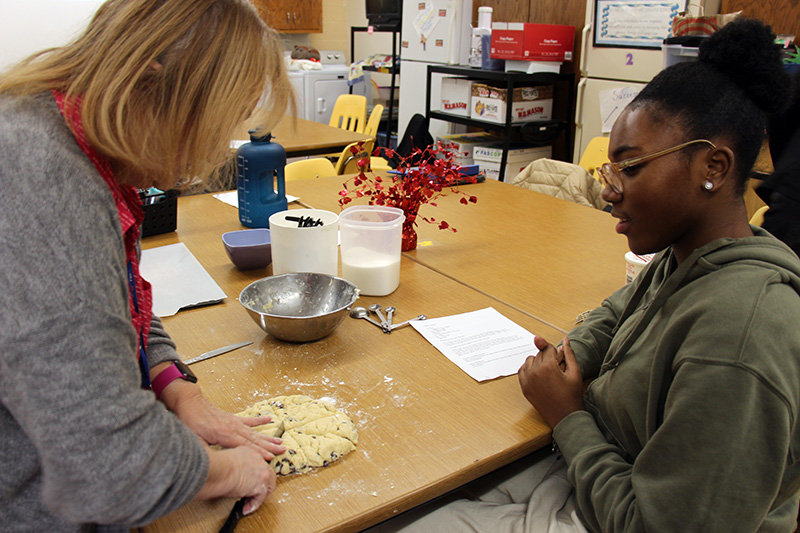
596, 139, 716, 194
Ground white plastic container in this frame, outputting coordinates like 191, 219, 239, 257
339, 206, 405, 296
625, 252, 655, 283
662, 43, 700, 69
469, 6, 493, 68
269, 209, 339, 276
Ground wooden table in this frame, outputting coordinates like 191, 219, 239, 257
142, 194, 562, 533
234, 117, 372, 158
286, 176, 631, 333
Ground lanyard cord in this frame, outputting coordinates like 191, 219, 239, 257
127, 261, 151, 389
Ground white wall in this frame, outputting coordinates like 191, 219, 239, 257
0, 0, 104, 73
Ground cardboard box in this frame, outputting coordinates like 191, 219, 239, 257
436, 132, 502, 165
470, 83, 553, 123
490, 23, 574, 62
473, 143, 552, 181
489, 22, 525, 60
439, 77, 473, 117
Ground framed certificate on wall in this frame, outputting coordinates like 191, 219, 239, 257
594, 0, 686, 48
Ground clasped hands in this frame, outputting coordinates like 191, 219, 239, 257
518, 336, 585, 429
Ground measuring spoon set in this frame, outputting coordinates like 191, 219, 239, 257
349, 304, 425, 333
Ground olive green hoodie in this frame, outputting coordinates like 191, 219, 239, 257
555, 228, 800, 532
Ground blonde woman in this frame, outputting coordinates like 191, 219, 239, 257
0, 0, 294, 530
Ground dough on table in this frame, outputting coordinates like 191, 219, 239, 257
237, 395, 358, 475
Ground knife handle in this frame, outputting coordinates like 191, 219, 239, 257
218, 497, 246, 533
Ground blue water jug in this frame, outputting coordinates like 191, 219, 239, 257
236, 130, 288, 228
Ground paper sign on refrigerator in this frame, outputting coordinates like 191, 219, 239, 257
598, 85, 641, 133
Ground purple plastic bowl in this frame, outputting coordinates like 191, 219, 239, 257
222, 229, 272, 270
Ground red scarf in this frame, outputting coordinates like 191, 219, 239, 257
52, 90, 153, 380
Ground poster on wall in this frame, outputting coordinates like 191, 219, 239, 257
594, 0, 686, 48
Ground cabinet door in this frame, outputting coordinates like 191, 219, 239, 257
289, 0, 322, 33
250, 0, 321, 33
250, 0, 286, 31
472, 1, 529, 24
721, 0, 800, 38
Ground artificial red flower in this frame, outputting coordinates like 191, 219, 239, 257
337, 141, 478, 237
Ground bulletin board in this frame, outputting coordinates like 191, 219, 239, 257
594, 0, 687, 48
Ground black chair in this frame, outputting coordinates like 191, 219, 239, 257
376, 113, 434, 169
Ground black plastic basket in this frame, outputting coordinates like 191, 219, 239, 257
140, 189, 178, 237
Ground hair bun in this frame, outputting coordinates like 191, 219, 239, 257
698, 18, 791, 115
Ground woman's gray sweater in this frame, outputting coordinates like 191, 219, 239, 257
0, 92, 208, 531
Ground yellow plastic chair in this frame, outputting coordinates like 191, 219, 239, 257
329, 94, 367, 133
749, 205, 769, 227
369, 156, 392, 171
334, 140, 375, 175
578, 136, 611, 180
363, 104, 384, 138
284, 158, 337, 182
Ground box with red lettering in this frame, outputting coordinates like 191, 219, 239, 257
490, 23, 574, 62
439, 77, 473, 117
470, 83, 553, 124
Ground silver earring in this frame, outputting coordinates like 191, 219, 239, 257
703, 181, 713, 191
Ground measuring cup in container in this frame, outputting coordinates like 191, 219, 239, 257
269, 209, 339, 276
339, 205, 405, 296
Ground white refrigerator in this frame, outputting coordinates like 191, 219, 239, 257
573, 0, 719, 163
398, 0, 473, 141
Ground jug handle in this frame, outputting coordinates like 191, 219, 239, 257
276, 168, 286, 198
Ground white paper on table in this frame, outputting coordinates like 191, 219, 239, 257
140, 242, 227, 317
213, 190, 299, 207
411, 307, 538, 382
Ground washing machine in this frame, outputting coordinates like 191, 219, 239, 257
287, 70, 306, 120
303, 50, 370, 125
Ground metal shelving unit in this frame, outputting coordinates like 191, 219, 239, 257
350, 25, 400, 147
425, 65, 575, 181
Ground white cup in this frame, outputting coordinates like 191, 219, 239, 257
625, 252, 655, 283
339, 205, 405, 296
269, 209, 339, 276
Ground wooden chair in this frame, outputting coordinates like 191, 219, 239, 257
329, 94, 367, 133
578, 136, 611, 180
334, 140, 374, 175
284, 158, 337, 182
364, 104, 384, 137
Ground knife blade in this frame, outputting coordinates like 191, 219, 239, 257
184, 341, 253, 365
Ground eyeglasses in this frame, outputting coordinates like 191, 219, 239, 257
596, 139, 716, 194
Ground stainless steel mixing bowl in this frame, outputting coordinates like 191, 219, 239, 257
239, 273, 359, 342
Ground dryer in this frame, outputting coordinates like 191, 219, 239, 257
303, 50, 370, 125
287, 70, 306, 120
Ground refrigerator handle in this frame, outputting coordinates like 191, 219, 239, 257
573, 78, 588, 164
574, 78, 588, 129
580, 23, 592, 77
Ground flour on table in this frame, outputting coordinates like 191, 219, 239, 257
238, 395, 358, 475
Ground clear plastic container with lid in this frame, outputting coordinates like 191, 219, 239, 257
339, 205, 405, 296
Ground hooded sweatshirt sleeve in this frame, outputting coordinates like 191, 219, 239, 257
553, 246, 800, 533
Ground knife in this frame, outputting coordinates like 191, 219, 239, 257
218, 497, 246, 533
184, 341, 253, 365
